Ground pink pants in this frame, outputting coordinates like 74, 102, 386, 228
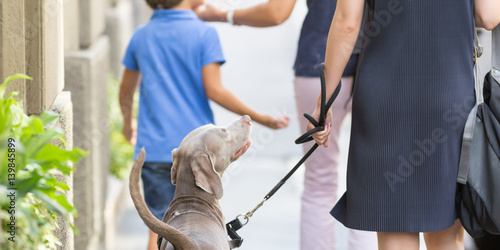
294, 76, 378, 250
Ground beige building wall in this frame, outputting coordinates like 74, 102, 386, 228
1, 0, 137, 249
1, 0, 74, 249
0, 1, 27, 107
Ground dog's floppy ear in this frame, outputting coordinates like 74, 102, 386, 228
171, 148, 179, 185
191, 152, 223, 199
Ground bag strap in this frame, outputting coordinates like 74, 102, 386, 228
474, 29, 484, 59
457, 106, 477, 184
457, 28, 484, 184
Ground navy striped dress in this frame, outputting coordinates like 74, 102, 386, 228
330, 0, 475, 232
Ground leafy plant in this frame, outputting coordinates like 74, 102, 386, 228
108, 75, 137, 179
0, 74, 88, 249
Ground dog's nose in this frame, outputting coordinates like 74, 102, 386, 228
241, 115, 251, 124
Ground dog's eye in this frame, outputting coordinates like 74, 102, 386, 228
220, 128, 229, 136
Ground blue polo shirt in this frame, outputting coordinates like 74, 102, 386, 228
122, 9, 225, 162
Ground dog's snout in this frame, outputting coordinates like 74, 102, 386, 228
241, 115, 251, 124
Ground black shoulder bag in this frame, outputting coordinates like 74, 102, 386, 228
456, 29, 500, 238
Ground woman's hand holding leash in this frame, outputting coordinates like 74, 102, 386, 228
307, 107, 332, 147
303, 62, 338, 148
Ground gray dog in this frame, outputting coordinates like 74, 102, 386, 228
130, 116, 252, 250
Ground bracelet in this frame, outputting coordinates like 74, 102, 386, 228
226, 9, 235, 25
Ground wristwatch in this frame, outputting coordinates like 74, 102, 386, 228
226, 9, 236, 25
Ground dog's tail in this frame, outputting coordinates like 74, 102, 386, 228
129, 148, 198, 250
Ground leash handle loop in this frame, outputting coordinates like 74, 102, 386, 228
304, 113, 321, 128
295, 63, 342, 145
319, 62, 327, 126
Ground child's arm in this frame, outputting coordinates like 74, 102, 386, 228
119, 68, 141, 144
202, 63, 289, 129
196, 0, 296, 27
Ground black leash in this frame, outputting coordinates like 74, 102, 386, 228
226, 63, 342, 249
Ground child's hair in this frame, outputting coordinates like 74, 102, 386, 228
146, 0, 183, 9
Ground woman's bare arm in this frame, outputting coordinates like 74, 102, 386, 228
475, 0, 500, 30
196, 0, 296, 27
308, 0, 365, 147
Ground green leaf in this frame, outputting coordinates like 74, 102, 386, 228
10, 102, 25, 127
39, 111, 62, 127
34, 144, 89, 164
21, 116, 44, 138
18, 205, 41, 237
24, 127, 63, 157
31, 187, 75, 215
41, 177, 70, 192
54, 181, 69, 192
70, 222, 80, 236
6, 91, 19, 98
31, 189, 66, 215
24, 163, 44, 177
53, 192, 75, 212
0, 74, 32, 98
16, 174, 43, 198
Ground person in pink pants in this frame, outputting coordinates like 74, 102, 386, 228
295, 75, 376, 250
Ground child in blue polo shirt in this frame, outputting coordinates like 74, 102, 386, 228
119, 0, 289, 248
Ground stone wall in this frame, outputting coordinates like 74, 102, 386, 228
50, 92, 75, 250
64, 0, 110, 248
1, 0, 74, 249
25, 0, 65, 115
1, 0, 141, 249
0, 0, 65, 114
0, 1, 27, 107
65, 36, 110, 250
